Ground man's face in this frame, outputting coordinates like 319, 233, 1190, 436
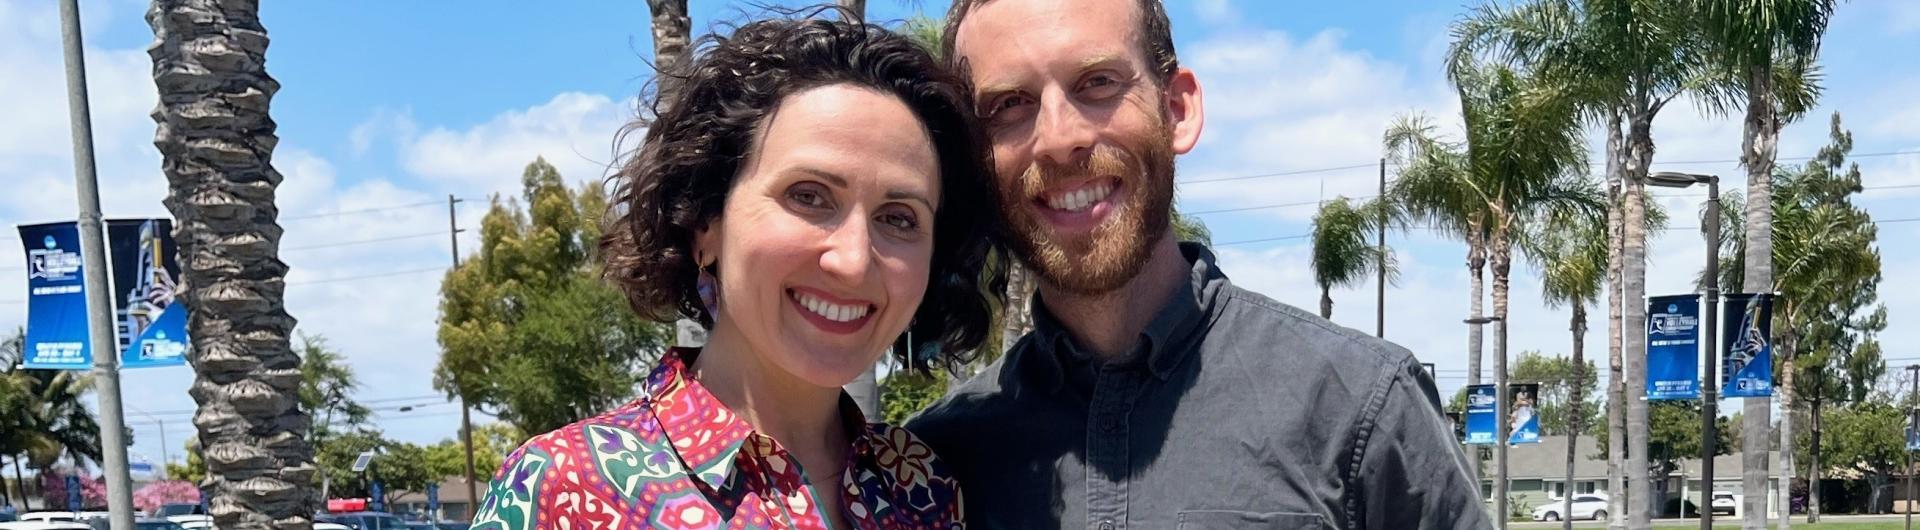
954, 0, 1203, 295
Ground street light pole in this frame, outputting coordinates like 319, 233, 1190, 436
1649, 172, 1721, 528
447, 194, 479, 521
1698, 177, 1720, 530
59, 1, 135, 528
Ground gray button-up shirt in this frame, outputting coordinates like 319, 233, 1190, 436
908, 243, 1489, 529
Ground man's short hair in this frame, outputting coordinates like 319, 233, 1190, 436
940, 0, 1179, 85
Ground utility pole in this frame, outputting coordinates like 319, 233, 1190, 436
1908, 364, 1917, 530
448, 194, 478, 520
59, 1, 133, 528
1699, 177, 1720, 530
1376, 157, 1386, 338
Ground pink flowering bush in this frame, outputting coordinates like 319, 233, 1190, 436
39, 472, 107, 509
133, 481, 201, 514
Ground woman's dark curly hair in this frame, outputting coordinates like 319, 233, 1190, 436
601, 15, 1002, 373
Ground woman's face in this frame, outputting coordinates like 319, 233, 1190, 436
698, 83, 941, 390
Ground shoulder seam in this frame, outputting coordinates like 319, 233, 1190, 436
1342, 355, 1409, 529
1217, 284, 1402, 365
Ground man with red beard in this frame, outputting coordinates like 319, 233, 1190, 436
905, 0, 1489, 528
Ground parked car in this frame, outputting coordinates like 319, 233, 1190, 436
320, 512, 407, 530
1532, 494, 1610, 521
0, 522, 91, 530
314, 523, 354, 530
86, 518, 185, 530
1711, 491, 1737, 515
149, 504, 203, 520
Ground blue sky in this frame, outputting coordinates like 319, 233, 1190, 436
3, 0, 1918, 472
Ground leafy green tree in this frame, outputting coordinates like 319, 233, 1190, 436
314, 431, 384, 500
0, 328, 102, 477
300, 333, 370, 446
1510, 352, 1601, 438
879, 371, 949, 426
163, 437, 206, 486
1814, 399, 1904, 514
1310, 197, 1393, 320
424, 423, 524, 481
436, 158, 672, 435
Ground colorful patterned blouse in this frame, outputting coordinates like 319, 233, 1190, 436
469, 348, 964, 530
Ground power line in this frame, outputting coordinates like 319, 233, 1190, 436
288, 266, 445, 286
1176, 163, 1378, 186
281, 200, 450, 222
281, 231, 449, 252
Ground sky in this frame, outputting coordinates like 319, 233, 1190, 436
3, 0, 1918, 471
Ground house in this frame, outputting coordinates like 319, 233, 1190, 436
1477, 435, 1784, 519
390, 477, 483, 522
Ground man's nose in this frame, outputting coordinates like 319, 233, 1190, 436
1031, 90, 1096, 168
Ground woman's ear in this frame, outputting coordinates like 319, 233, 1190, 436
693, 218, 722, 268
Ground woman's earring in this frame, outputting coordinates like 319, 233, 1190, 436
697, 260, 719, 317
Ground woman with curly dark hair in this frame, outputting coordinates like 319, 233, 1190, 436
469, 13, 998, 530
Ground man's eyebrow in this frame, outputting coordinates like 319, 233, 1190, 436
1080, 53, 1126, 70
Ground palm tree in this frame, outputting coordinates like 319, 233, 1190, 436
1452, 1, 1715, 525
1384, 114, 1487, 390
1522, 199, 1606, 530
1310, 197, 1392, 320
1389, 61, 1599, 528
1, 328, 103, 510
1695, 3, 1837, 524
149, 1, 317, 527
837, 0, 867, 22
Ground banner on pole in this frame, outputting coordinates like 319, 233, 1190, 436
1646, 294, 1702, 400
16, 220, 186, 370
1908, 410, 1920, 452
1508, 383, 1542, 445
1464, 384, 1497, 445
18, 223, 91, 370
106, 219, 185, 368
1723, 293, 1776, 398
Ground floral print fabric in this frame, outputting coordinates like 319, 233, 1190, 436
470, 348, 963, 530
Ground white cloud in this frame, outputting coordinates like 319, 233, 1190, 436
1193, 0, 1237, 26
1177, 28, 1457, 224
400, 92, 637, 194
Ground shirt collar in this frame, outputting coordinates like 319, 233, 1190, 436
1025, 242, 1232, 391
643, 347, 871, 491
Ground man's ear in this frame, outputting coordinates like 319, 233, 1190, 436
1164, 68, 1205, 155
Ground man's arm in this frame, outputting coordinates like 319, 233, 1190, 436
1352, 359, 1491, 529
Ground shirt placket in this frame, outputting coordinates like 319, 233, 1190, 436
1086, 367, 1144, 530
747, 437, 832, 530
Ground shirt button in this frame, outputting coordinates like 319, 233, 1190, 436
1099, 520, 1115, 530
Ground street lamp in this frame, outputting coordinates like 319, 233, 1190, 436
1650, 171, 1719, 529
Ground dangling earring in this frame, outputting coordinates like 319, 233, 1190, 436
697, 258, 719, 318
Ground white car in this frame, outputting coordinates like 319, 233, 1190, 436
0, 522, 93, 530
1532, 494, 1610, 521
315, 523, 353, 530
1711, 491, 1737, 515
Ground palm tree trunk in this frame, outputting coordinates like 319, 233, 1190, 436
1623, 110, 1654, 529
12, 457, 28, 510
150, 2, 317, 528
1492, 231, 1513, 530
1320, 286, 1333, 319
1604, 113, 1628, 530
1740, 61, 1781, 530
646, 0, 692, 106
1002, 263, 1036, 357
1468, 234, 1487, 388
836, 0, 866, 22
1563, 302, 1588, 530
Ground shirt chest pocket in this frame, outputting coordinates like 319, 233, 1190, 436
1176, 510, 1332, 530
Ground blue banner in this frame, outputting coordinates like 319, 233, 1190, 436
108, 219, 186, 369
65, 475, 81, 511
1723, 293, 1776, 398
1464, 384, 1496, 445
19, 223, 91, 370
370, 481, 385, 513
1908, 411, 1920, 452
1508, 383, 1541, 445
1647, 294, 1702, 400
427, 483, 440, 516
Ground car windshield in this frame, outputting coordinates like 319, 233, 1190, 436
155, 505, 198, 517
136, 522, 186, 530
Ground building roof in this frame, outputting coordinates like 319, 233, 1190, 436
1493, 435, 1782, 481
390, 477, 483, 504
